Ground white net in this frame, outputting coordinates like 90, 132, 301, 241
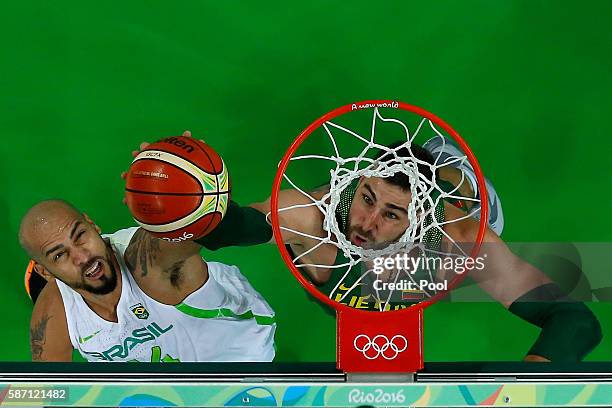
274, 107, 483, 311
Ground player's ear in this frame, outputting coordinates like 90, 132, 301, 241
82, 213, 101, 233
33, 262, 54, 281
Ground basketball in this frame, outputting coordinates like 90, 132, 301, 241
125, 136, 231, 241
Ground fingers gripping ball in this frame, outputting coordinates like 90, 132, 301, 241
125, 136, 231, 241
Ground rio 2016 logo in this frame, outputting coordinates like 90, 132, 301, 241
348, 388, 406, 404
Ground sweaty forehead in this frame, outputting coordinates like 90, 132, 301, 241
20, 202, 83, 257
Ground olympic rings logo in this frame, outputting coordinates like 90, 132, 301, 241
353, 334, 408, 360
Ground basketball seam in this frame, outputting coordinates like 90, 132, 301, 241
192, 141, 221, 174
125, 188, 229, 196
214, 174, 220, 213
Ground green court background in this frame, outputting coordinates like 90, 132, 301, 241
1, 1, 610, 362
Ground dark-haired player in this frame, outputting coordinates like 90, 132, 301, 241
250, 137, 602, 362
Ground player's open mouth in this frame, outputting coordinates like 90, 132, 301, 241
83, 260, 103, 279
352, 234, 368, 246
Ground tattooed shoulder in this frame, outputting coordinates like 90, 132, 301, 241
125, 228, 161, 277
30, 313, 51, 361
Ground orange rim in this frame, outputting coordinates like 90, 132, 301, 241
24, 259, 36, 299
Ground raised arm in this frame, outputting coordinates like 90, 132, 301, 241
195, 200, 273, 250
249, 188, 326, 245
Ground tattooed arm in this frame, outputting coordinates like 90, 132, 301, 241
124, 228, 204, 287
30, 281, 72, 361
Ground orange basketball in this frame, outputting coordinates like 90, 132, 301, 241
125, 136, 231, 241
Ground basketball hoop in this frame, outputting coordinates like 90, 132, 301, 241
270, 100, 488, 373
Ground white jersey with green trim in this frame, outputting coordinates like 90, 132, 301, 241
55, 227, 276, 362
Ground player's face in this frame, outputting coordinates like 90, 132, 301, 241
346, 177, 411, 248
34, 213, 118, 295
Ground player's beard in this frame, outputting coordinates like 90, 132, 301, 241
63, 246, 119, 295
84, 253, 118, 295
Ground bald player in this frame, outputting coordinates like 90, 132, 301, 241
19, 200, 275, 362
